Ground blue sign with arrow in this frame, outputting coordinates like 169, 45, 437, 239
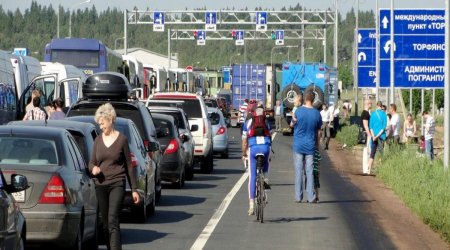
357, 28, 381, 88
256, 12, 267, 31
205, 12, 217, 31
379, 8, 444, 88
275, 30, 284, 45
153, 12, 165, 32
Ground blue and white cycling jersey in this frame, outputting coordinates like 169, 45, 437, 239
242, 119, 272, 147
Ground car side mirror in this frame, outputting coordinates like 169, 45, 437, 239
10, 174, 28, 193
144, 140, 160, 152
180, 134, 190, 143
190, 124, 198, 132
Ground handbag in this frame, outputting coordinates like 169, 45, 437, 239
357, 127, 367, 144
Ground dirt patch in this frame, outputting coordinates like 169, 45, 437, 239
326, 139, 449, 250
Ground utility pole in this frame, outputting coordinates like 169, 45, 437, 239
375, 0, 380, 102
334, 0, 338, 68
389, 0, 395, 105
444, 0, 449, 170
353, 0, 359, 116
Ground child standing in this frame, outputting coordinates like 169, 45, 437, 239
313, 149, 321, 203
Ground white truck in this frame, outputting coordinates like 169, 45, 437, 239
10, 55, 42, 96
0, 50, 16, 124
17, 62, 85, 118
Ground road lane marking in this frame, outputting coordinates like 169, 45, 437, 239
190, 132, 277, 250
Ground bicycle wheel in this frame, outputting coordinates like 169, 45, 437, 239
255, 175, 261, 221
258, 174, 265, 223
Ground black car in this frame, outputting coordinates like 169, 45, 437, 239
148, 106, 197, 180
66, 72, 162, 202
9, 120, 98, 165
0, 169, 28, 250
66, 116, 157, 222
152, 113, 186, 188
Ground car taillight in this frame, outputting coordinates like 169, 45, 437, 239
203, 120, 207, 137
38, 175, 67, 204
164, 139, 179, 155
216, 126, 226, 135
129, 152, 138, 167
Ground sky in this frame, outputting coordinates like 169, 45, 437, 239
0, 0, 445, 15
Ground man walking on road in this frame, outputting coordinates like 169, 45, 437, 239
291, 91, 322, 203
422, 111, 435, 160
274, 100, 282, 132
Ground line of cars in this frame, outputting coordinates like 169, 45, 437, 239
0, 71, 230, 249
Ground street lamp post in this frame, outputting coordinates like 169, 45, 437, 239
69, 0, 91, 38
115, 37, 125, 50
229, 53, 241, 66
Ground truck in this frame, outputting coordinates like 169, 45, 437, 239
280, 62, 338, 134
229, 64, 266, 127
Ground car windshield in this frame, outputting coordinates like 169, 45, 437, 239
209, 112, 221, 125
151, 110, 186, 129
0, 137, 58, 165
155, 99, 202, 118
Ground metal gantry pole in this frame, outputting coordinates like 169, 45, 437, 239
409, 88, 413, 114
353, 0, 359, 116
57, 5, 60, 38
167, 28, 171, 78
444, 0, 449, 170
375, 0, 380, 102
334, 0, 338, 68
301, 12, 305, 63
389, 0, 395, 105
323, 28, 327, 64
124, 10, 127, 55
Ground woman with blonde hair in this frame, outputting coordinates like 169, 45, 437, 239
89, 103, 139, 250
403, 113, 417, 143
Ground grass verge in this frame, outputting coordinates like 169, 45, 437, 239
335, 120, 360, 149
375, 146, 450, 243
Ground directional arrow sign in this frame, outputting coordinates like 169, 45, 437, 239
379, 35, 444, 59
205, 12, 217, 31
275, 30, 284, 45
236, 31, 244, 46
382, 16, 389, 29
358, 33, 362, 43
197, 30, 206, 46
358, 29, 376, 48
153, 12, 165, 32
358, 52, 367, 62
383, 40, 396, 54
256, 12, 267, 31
379, 9, 445, 35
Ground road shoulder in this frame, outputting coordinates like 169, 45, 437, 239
326, 140, 449, 250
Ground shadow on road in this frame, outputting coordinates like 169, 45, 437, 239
192, 175, 226, 181
270, 183, 294, 187
318, 199, 375, 204
213, 168, 244, 175
182, 182, 217, 189
266, 216, 329, 223
150, 210, 195, 224
157, 195, 206, 207
121, 228, 168, 244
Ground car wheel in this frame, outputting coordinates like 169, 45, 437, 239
147, 183, 156, 216
70, 224, 83, 250
156, 177, 162, 203
221, 147, 229, 159
134, 197, 147, 223
208, 148, 214, 173
84, 216, 98, 250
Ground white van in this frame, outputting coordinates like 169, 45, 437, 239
0, 50, 16, 124
122, 55, 144, 88
10, 55, 42, 95
17, 62, 85, 118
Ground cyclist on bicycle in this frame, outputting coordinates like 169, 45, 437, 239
242, 101, 272, 215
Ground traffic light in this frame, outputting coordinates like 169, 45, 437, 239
231, 30, 236, 40
271, 30, 276, 40
193, 31, 198, 39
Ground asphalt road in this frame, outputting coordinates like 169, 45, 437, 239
30, 127, 396, 249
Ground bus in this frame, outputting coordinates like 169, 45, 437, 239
43, 38, 123, 76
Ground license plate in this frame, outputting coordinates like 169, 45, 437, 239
12, 190, 25, 202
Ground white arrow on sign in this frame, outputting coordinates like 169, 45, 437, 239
358, 52, 367, 62
373, 77, 377, 83
384, 40, 397, 54
358, 33, 362, 43
382, 16, 389, 29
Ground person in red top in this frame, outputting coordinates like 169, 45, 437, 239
89, 103, 139, 250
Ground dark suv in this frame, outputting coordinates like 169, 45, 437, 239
66, 72, 162, 201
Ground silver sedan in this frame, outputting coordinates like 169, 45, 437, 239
207, 107, 229, 158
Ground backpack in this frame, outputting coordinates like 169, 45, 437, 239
248, 107, 270, 137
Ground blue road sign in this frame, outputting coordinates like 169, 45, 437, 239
357, 28, 378, 88
197, 31, 206, 40
275, 30, 284, 45
154, 12, 164, 24
13, 48, 28, 56
358, 66, 377, 88
236, 31, 245, 46
256, 12, 267, 25
379, 9, 445, 35
380, 60, 444, 88
205, 12, 217, 24
358, 29, 377, 48
379, 8, 444, 88
379, 35, 444, 59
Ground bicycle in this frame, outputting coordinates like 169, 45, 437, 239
254, 153, 267, 223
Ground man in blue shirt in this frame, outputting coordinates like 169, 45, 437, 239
292, 91, 322, 203
367, 101, 387, 175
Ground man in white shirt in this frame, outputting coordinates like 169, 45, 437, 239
422, 111, 435, 160
274, 100, 282, 132
389, 104, 400, 144
320, 104, 331, 150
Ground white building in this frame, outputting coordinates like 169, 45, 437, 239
115, 48, 179, 69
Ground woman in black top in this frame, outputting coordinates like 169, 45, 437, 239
89, 103, 139, 250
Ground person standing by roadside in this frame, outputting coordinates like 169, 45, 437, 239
292, 91, 322, 203
49, 98, 65, 120
25, 90, 41, 113
320, 104, 331, 150
389, 104, 400, 144
89, 103, 139, 250
403, 113, 417, 143
239, 99, 249, 132
274, 100, 282, 132
361, 99, 372, 174
422, 111, 435, 160
367, 101, 387, 175
23, 97, 47, 121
